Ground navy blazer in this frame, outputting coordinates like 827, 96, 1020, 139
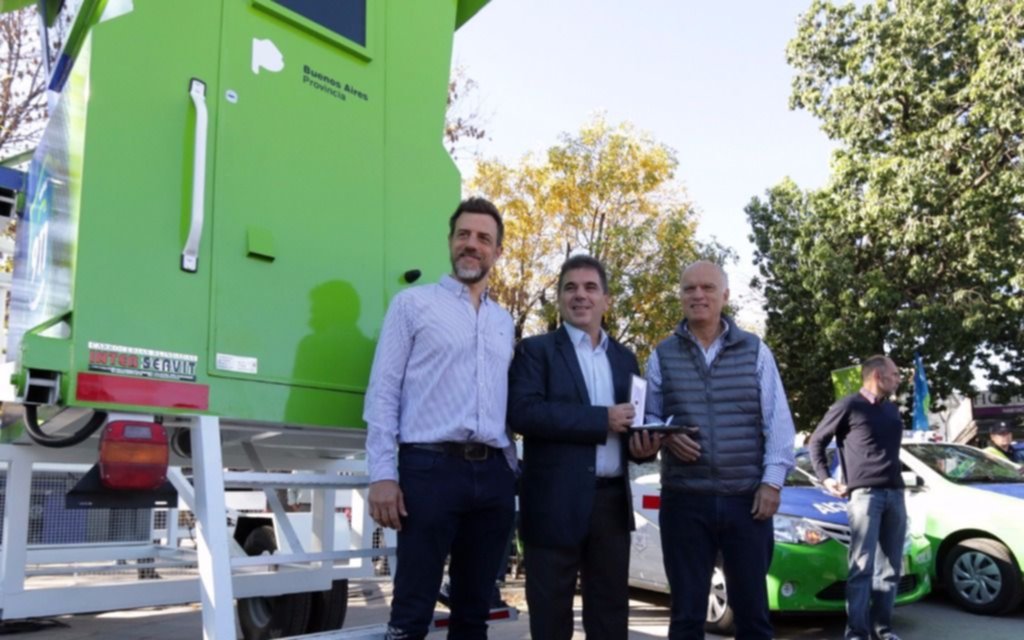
508, 325, 642, 549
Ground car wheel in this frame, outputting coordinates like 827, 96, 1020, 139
705, 563, 736, 635
237, 525, 313, 639
942, 537, 1024, 615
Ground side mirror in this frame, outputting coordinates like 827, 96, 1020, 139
902, 471, 923, 488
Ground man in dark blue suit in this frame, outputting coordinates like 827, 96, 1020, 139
509, 254, 662, 640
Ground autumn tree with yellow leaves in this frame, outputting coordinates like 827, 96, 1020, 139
472, 117, 732, 362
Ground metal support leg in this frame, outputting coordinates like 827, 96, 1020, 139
310, 480, 336, 579
191, 415, 235, 639
166, 506, 180, 548
350, 486, 371, 575
0, 455, 32, 603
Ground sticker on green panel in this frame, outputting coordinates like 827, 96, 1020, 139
88, 341, 198, 382
302, 64, 369, 103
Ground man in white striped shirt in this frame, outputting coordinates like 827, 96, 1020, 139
364, 197, 517, 640
644, 260, 795, 640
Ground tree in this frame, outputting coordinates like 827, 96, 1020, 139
445, 66, 487, 160
0, 6, 50, 158
471, 116, 730, 362
751, 0, 1024, 426
748, 180, 832, 426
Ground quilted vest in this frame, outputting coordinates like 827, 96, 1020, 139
656, 316, 763, 495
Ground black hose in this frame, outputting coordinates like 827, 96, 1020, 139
23, 404, 108, 448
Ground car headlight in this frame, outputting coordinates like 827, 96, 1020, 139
773, 514, 830, 545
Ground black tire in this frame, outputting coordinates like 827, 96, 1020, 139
237, 525, 313, 639
942, 537, 1024, 615
704, 563, 736, 635
304, 579, 349, 633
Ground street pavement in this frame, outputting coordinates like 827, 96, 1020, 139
5, 578, 1023, 639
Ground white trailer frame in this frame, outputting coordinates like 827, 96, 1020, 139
0, 413, 401, 638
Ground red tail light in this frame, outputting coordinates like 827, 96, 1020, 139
642, 494, 661, 510
99, 421, 169, 490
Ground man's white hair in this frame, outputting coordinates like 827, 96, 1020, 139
681, 260, 729, 289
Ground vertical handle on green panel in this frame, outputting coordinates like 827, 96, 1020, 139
182, 78, 208, 273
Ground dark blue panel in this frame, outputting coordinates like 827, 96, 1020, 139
0, 166, 26, 192
274, 0, 367, 46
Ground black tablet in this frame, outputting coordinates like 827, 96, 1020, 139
628, 423, 689, 433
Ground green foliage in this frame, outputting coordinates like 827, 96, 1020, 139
751, 0, 1024, 427
0, 7, 47, 157
472, 116, 731, 363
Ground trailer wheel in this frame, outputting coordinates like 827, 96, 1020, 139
237, 525, 312, 639
304, 579, 349, 633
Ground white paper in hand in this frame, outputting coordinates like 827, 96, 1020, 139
630, 375, 647, 426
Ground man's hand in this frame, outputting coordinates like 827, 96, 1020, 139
368, 480, 407, 531
822, 477, 847, 498
629, 429, 663, 459
663, 430, 701, 462
607, 403, 636, 433
752, 483, 781, 520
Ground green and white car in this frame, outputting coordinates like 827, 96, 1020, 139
898, 442, 1024, 615
629, 459, 932, 634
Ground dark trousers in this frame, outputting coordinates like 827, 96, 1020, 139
659, 489, 774, 640
524, 483, 631, 640
388, 447, 516, 640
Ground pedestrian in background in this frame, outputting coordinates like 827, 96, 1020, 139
809, 355, 907, 640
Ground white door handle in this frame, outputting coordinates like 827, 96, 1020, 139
182, 78, 208, 272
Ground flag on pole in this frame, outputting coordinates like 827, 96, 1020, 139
831, 365, 863, 400
913, 353, 931, 431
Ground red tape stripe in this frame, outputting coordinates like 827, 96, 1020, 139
76, 372, 209, 410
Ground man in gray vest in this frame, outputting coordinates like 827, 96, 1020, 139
645, 260, 795, 640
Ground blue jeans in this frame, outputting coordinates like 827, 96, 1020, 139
388, 447, 516, 640
845, 487, 907, 640
659, 489, 774, 640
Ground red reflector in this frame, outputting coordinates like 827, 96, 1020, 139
488, 609, 512, 620
76, 372, 209, 410
99, 421, 169, 490
642, 494, 661, 510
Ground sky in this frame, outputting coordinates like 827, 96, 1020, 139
451, 0, 838, 327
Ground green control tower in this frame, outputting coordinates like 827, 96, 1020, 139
7, 0, 488, 432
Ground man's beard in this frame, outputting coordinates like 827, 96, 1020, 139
452, 254, 489, 284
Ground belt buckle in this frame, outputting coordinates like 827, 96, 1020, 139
464, 443, 488, 461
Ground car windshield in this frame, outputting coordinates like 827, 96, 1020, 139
786, 462, 817, 487
903, 443, 1024, 484
788, 454, 820, 487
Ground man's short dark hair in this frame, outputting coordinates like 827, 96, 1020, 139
449, 197, 504, 247
558, 254, 609, 293
861, 355, 891, 381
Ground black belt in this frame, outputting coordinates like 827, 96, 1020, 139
595, 476, 623, 489
403, 442, 498, 461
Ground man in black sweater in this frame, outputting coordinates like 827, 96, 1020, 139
809, 355, 906, 640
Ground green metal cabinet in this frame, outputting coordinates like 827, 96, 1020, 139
9, 0, 488, 430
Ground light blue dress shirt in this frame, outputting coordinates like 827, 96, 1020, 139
364, 275, 515, 482
563, 323, 623, 478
